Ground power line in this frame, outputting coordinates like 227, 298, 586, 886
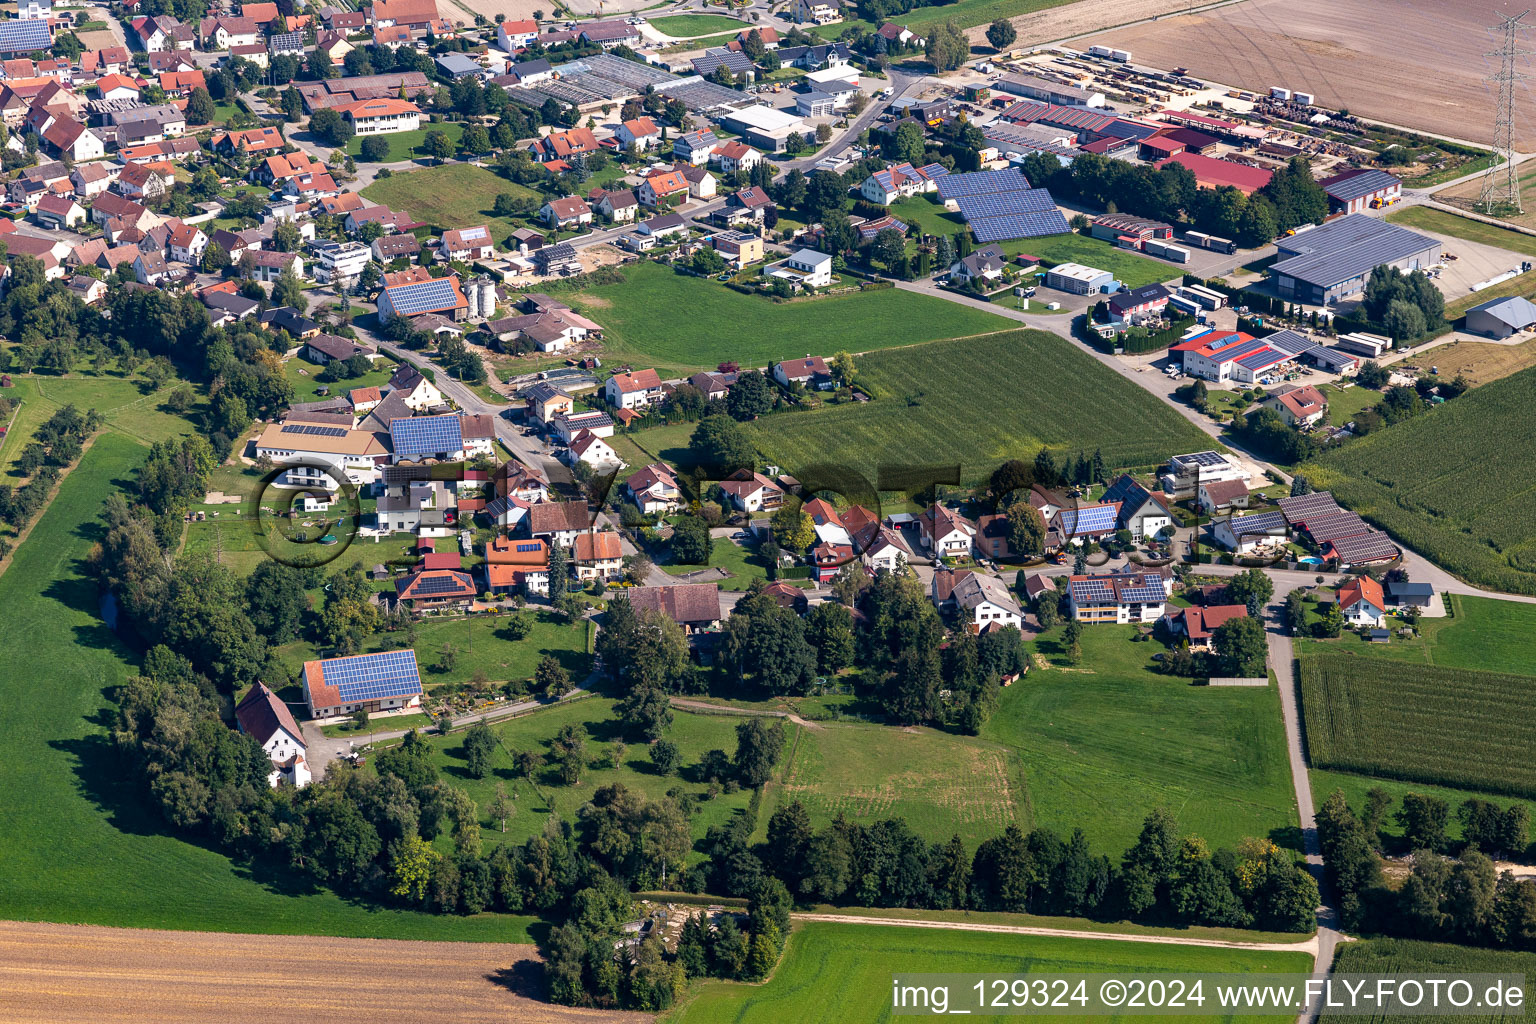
1480, 9, 1531, 214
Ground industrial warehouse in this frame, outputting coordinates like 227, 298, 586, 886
1267, 214, 1440, 305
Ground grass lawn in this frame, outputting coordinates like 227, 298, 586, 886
662, 536, 771, 592
560, 260, 1008, 377
280, 354, 396, 405
1301, 365, 1536, 596
1387, 205, 1536, 259
360, 162, 541, 247
763, 718, 1028, 843
322, 710, 435, 737
671, 922, 1315, 1024
272, 609, 591, 693
0, 431, 536, 941
347, 122, 465, 165
983, 623, 1298, 853
1316, 381, 1381, 426
649, 12, 746, 36
425, 698, 766, 856
741, 330, 1215, 491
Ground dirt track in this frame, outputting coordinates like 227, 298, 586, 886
1083, 0, 1526, 148
0, 920, 647, 1024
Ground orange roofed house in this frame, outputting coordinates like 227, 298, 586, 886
573, 530, 623, 582
485, 534, 550, 595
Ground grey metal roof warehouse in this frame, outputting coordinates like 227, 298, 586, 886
1319, 169, 1401, 204
1269, 214, 1438, 304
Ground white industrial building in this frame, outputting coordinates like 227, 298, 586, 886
717, 104, 807, 152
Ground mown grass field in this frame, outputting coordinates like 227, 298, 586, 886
742, 330, 1215, 491
0, 375, 203, 479
426, 699, 766, 856
360, 162, 542, 246
662, 536, 773, 592
1296, 594, 1536, 677
1387, 204, 1536, 258
1302, 365, 1536, 595
671, 922, 1315, 1024
280, 354, 396, 406
764, 719, 1029, 842
1325, 939, 1536, 1024
986, 623, 1298, 853
649, 12, 746, 35
561, 260, 1008, 377
346, 122, 464, 165
0, 431, 536, 941
1299, 653, 1536, 798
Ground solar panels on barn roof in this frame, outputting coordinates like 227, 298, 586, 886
0, 19, 51, 54
382, 277, 461, 317
318, 649, 422, 704
1057, 503, 1118, 536
390, 414, 463, 457
281, 422, 349, 438
936, 169, 1033, 200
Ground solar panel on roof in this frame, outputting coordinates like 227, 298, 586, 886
281, 423, 349, 438
1059, 505, 1118, 535
1120, 585, 1168, 602
968, 210, 1072, 242
412, 573, 470, 595
384, 277, 460, 317
321, 650, 422, 704
0, 19, 51, 52
390, 414, 464, 456
1174, 451, 1227, 467
955, 188, 1060, 220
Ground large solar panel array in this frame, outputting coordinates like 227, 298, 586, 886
1329, 531, 1398, 563
1225, 510, 1288, 537
321, 649, 422, 704
0, 19, 52, 53
1057, 504, 1119, 535
391, 414, 464, 456
1277, 490, 1339, 522
383, 277, 459, 317
968, 210, 1072, 243
281, 423, 349, 438
936, 169, 1033, 201
1303, 510, 1367, 544
956, 188, 1059, 220
1235, 347, 1287, 372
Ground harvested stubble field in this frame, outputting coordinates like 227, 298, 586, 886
0, 920, 638, 1024
965, 0, 1195, 46
443, 0, 544, 23
1083, 0, 1525, 149
1299, 654, 1536, 799
1302, 366, 1536, 596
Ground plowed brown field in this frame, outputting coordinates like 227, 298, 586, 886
1084, 0, 1522, 148
0, 920, 648, 1024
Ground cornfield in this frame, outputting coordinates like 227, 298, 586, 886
1327, 938, 1536, 1024
1303, 366, 1536, 596
1299, 654, 1536, 797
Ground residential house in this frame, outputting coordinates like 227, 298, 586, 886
255, 419, 389, 489
1339, 576, 1387, 627
133, 249, 172, 285
919, 503, 976, 558
675, 161, 717, 199
711, 229, 762, 269
440, 224, 495, 262
933, 568, 1023, 631
718, 140, 768, 176
638, 168, 689, 207
372, 232, 421, 262
573, 530, 624, 582
66, 274, 108, 305
949, 245, 1007, 286
860, 161, 945, 205
485, 535, 549, 595
310, 240, 372, 285
605, 368, 664, 410
766, 248, 832, 289
496, 17, 538, 51
526, 499, 590, 550
304, 332, 375, 364
167, 223, 207, 264
535, 241, 583, 276
1260, 384, 1328, 428
790, 0, 843, 25
672, 129, 718, 166
578, 18, 640, 49
245, 249, 306, 283
115, 162, 171, 201
376, 268, 469, 323
539, 195, 593, 229
235, 682, 310, 788
34, 193, 84, 230
531, 125, 600, 163
718, 470, 784, 513
1163, 603, 1249, 648
1211, 509, 1288, 554
625, 462, 682, 514
627, 583, 722, 632
1107, 282, 1170, 321
460, 413, 496, 459
1197, 478, 1251, 516
720, 189, 774, 232
396, 566, 477, 610
388, 363, 445, 411
1101, 474, 1174, 541
596, 188, 639, 223
70, 162, 117, 199
1066, 569, 1173, 623
616, 116, 661, 150
773, 355, 832, 389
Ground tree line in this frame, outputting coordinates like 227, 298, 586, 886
1318, 788, 1536, 948
0, 403, 102, 549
